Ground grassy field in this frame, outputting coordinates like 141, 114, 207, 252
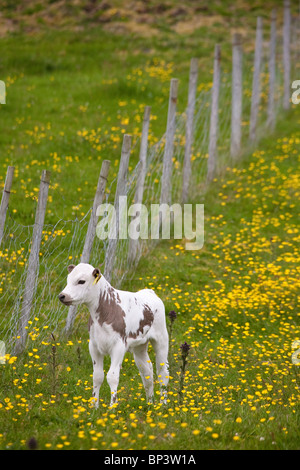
1, 0, 295, 224
1, 110, 299, 450
0, 0, 299, 451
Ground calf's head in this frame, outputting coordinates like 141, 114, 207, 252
58, 263, 101, 306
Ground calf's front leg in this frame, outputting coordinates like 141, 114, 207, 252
107, 343, 126, 407
89, 342, 104, 409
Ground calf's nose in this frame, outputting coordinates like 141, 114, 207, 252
58, 293, 65, 301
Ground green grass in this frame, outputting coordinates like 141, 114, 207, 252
0, 0, 284, 223
0, 0, 299, 451
1, 108, 299, 450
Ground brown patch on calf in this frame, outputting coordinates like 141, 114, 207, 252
128, 304, 154, 339
88, 287, 154, 342
96, 286, 126, 340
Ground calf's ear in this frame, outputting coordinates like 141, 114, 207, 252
67, 264, 75, 273
92, 268, 100, 278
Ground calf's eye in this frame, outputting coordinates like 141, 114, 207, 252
78, 280, 86, 285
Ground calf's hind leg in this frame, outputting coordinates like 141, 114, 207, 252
132, 343, 154, 403
151, 337, 169, 403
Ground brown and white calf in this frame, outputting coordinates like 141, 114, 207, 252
59, 263, 169, 407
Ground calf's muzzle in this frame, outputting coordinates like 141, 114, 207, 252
58, 292, 73, 305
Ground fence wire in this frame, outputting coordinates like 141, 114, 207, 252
0, 13, 298, 352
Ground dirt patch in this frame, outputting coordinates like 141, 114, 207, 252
0, 15, 16, 37
0, 0, 290, 39
103, 19, 160, 38
172, 14, 225, 35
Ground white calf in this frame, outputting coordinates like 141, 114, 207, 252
59, 263, 169, 407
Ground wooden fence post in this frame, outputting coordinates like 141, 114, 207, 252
207, 44, 221, 183
0, 166, 14, 247
64, 160, 111, 336
0, 80, 5, 104
267, 9, 277, 130
104, 134, 131, 283
132, 106, 151, 208
81, 160, 111, 263
249, 17, 263, 143
182, 58, 198, 203
283, 0, 291, 110
230, 34, 243, 160
160, 78, 178, 205
14, 170, 51, 354
128, 106, 151, 264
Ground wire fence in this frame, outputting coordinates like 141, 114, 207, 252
0, 2, 299, 353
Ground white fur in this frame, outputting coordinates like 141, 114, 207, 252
59, 263, 169, 407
